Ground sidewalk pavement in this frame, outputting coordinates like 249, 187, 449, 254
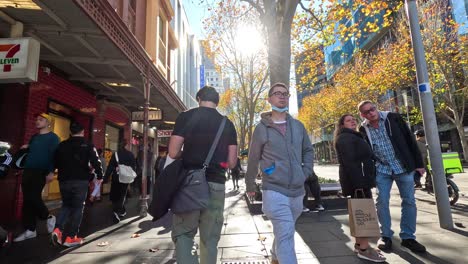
2, 169, 468, 263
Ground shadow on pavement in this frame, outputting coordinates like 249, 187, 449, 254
392, 248, 452, 264
0, 195, 142, 264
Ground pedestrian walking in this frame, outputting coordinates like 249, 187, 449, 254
154, 150, 167, 180
358, 101, 426, 253
414, 130, 431, 189
334, 114, 386, 262
245, 82, 314, 264
302, 171, 324, 212
230, 157, 242, 190
103, 139, 137, 223
51, 122, 103, 247
14, 113, 60, 242
169, 86, 238, 264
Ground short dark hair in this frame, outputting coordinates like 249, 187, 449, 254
118, 139, 128, 150
70, 122, 84, 135
196, 86, 219, 105
268, 82, 288, 97
414, 129, 425, 137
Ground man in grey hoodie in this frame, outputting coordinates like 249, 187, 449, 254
246, 82, 314, 264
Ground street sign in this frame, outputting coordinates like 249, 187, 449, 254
0, 38, 40, 83
131, 110, 162, 121
157, 130, 173, 138
200, 64, 205, 87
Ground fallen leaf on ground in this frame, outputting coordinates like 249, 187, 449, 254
97, 241, 109, 247
131, 233, 141, 238
149, 248, 159, 252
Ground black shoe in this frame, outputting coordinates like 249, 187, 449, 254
113, 212, 121, 223
377, 237, 392, 251
414, 182, 423, 189
401, 239, 426, 253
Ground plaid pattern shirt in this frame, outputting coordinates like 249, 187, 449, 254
366, 113, 405, 175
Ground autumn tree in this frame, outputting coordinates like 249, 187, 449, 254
298, 0, 468, 160
203, 1, 269, 150
419, 0, 468, 160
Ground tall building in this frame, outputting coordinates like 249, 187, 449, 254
0, 0, 186, 220
200, 41, 225, 94
324, 3, 388, 78
170, 0, 202, 109
451, 0, 468, 36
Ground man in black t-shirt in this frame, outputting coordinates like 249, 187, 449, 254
169, 86, 238, 264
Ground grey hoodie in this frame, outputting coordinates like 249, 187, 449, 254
245, 112, 314, 197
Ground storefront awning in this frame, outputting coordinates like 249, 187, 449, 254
0, 0, 186, 121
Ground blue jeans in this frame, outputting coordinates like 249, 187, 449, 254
172, 182, 225, 264
56, 180, 89, 237
375, 171, 416, 240
262, 190, 303, 264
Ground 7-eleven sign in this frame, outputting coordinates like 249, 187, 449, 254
0, 38, 40, 83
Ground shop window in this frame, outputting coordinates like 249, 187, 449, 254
50, 114, 71, 142
105, 123, 122, 152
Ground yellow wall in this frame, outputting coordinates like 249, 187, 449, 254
145, 0, 159, 62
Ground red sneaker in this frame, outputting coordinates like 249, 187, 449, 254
63, 236, 83, 247
51, 228, 63, 246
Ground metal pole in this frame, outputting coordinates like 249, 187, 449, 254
140, 74, 150, 217
405, 0, 453, 229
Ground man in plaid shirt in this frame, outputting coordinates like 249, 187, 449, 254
358, 100, 426, 253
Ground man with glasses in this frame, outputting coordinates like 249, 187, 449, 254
358, 100, 426, 253
246, 82, 314, 264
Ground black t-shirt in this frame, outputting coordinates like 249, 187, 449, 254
172, 107, 237, 183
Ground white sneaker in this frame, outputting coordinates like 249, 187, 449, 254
47, 215, 56, 233
13, 230, 37, 242
302, 207, 310, 213
314, 204, 325, 211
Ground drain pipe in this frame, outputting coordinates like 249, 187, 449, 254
0, 11, 23, 37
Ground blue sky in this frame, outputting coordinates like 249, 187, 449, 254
183, 0, 207, 39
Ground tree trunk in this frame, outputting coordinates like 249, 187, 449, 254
267, 26, 292, 86
263, 0, 299, 87
454, 118, 468, 162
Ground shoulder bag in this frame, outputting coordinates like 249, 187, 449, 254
171, 117, 227, 214
115, 151, 137, 184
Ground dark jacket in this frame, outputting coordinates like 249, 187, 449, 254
54, 136, 103, 181
104, 148, 137, 183
359, 112, 423, 173
335, 128, 376, 196
149, 159, 186, 221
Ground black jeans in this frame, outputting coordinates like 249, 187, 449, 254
55, 180, 89, 237
231, 172, 239, 188
110, 180, 129, 215
351, 188, 372, 199
303, 177, 322, 206
22, 169, 50, 231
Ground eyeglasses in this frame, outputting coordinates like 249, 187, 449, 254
270, 91, 290, 98
362, 106, 377, 115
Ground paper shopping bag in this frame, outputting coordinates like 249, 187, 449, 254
348, 198, 380, 237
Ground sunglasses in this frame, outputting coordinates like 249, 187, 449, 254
362, 106, 377, 115
270, 91, 290, 98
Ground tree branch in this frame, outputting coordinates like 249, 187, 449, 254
241, 0, 264, 16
